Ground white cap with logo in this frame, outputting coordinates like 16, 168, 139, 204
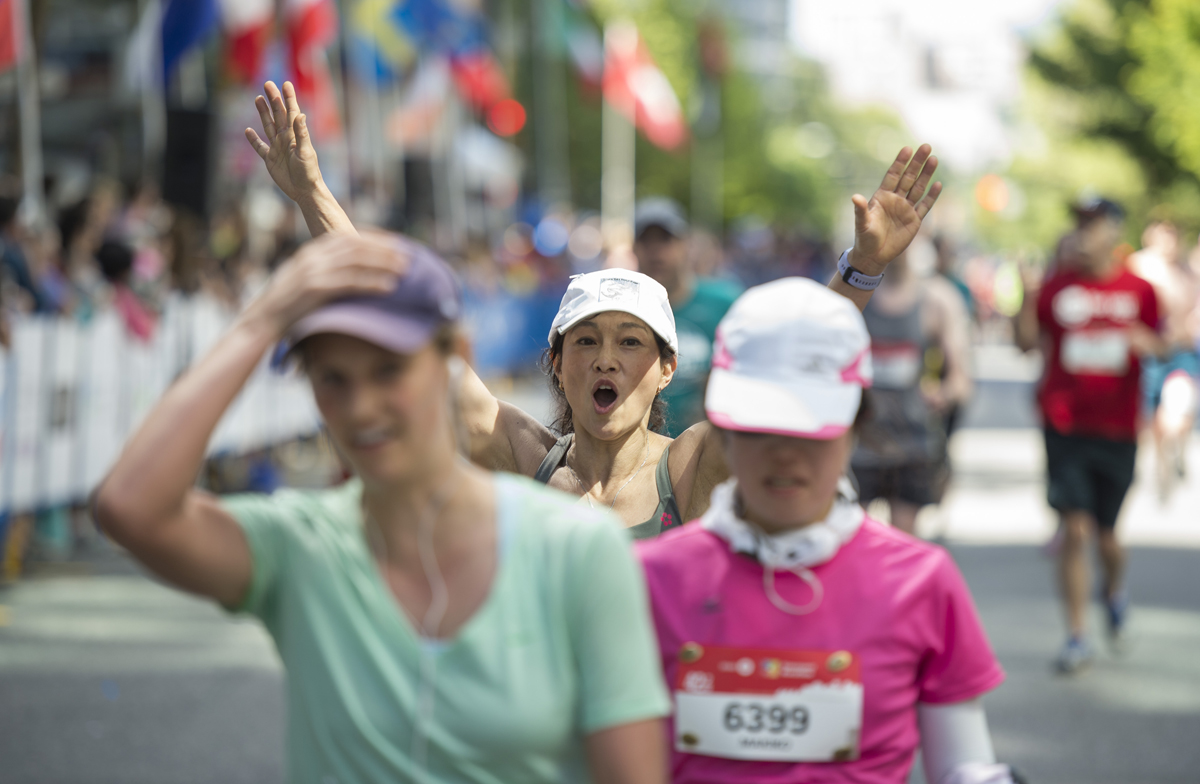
705, 277, 873, 439
548, 270, 679, 354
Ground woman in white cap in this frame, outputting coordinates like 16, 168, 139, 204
637, 278, 1021, 784
243, 81, 942, 533
93, 232, 672, 783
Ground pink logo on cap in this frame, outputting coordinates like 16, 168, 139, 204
711, 330, 734, 370
839, 347, 872, 388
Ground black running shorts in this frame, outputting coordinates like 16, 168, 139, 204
851, 461, 936, 508
1043, 427, 1137, 529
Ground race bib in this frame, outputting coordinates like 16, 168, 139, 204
1061, 329, 1129, 376
673, 643, 863, 762
871, 343, 921, 389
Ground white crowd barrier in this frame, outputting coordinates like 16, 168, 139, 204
0, 295, 322, 516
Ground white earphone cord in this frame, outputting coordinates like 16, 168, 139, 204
411, 483, 451, 775
365, 467, 457, 779
412, 356, 471, 776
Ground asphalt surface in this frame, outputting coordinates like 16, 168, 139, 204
2, 371, 1198, 783
4, 538, 1198, 784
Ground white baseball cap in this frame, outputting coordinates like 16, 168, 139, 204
548, 270, 679, 353
705, 278, 873, 439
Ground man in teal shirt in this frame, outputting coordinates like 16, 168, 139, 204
633, 199, 742, 436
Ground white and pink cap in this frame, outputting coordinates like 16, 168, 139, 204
705, 277, 873, 439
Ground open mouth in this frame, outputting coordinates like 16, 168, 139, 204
592, 380, 619, 413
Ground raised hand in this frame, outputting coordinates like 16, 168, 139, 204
244, 81, 355, 237
242, 231, 409, 337
849, 145, 942, 276
245, 81, 324, 204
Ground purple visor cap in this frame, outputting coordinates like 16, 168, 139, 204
272, 239, 462, 369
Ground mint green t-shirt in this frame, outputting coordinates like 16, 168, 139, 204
662, 277, 743, 436
222, 473, 670, 784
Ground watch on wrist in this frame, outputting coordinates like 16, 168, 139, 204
837, 248, 884, 291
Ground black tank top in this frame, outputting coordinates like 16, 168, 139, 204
533, 433, 684, 539
854, 293, 941, 466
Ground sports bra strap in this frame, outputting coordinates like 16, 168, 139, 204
534, 433, 574, 484
534, 432, 684, 539
652, 444, 684, 533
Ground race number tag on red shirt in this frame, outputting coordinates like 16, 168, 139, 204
1061, 329, 1130, 376
674, 643, 863, 762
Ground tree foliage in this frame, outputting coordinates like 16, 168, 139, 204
1126, 0, 1200, 184
1028, 0, 1200, 193
982, 0, 1200, 253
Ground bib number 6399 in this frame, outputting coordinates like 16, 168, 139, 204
722, 702, 809, 735
674, 645, 862, 762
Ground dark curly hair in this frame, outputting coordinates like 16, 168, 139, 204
540, 332, 676, 436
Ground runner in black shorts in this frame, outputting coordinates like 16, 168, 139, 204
1016, 198, 1165, 673
1043, 429, 1137, 532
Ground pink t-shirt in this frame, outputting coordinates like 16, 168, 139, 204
636, 518, 1004, 784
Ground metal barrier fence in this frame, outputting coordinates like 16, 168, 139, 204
0, 284, 568, 517
0, 296, 321, 517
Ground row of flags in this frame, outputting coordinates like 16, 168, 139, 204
126, 0, 343, 137
127, 0, 689, 151
158, 0, 337, 92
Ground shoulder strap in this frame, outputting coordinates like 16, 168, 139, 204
653, 444, 685, 532
534, 433, 574, 484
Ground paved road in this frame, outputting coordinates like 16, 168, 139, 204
3, 534, 1198, 784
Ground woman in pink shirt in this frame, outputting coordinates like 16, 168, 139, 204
637, 279, 1022, 784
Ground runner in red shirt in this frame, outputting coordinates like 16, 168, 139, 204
1016, 197, 1164, 673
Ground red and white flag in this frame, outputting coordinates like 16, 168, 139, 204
218, 0, 273, 82
286, 0, 341, 139
0, 0, 23, 74
603, 21, 687, 150
450, 49, 510, 112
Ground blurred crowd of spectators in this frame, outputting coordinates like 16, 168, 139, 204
0, 175, 311, 349
0, 169, 1040, 357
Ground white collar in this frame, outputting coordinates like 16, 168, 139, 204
700, 477, 864, 571
700, 477, 864, 615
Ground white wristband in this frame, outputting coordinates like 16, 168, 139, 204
837, 248, 884, 291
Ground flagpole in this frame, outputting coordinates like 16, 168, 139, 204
15, 0, 43, 226
690, 77, 722, 232
389, 77, 405, 218
600, 20, 635, 254
530, 0, 570, 208
362, 80, 386, 208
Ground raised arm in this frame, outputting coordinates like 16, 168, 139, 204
666, 420, 729, 522
830, 145, 943, 312
457, 360, 558, 477
245, 81, 356, 238
93, 234, 405, 605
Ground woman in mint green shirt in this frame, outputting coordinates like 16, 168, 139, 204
94, 232, 670, 784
